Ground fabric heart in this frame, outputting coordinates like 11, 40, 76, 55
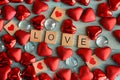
61, 19, 77, 34
77, 0, 90, 6
94, 46, 112, 61
39, 73, 52, 80
0, 18, 4, 32
86, 26, 102, 40
77, 48, 92, 62
25, 0, 34, 4
37, 42, 52, 57
37, 62, 43, 69
20, 52, 36, 66
117, 14, 120, 25
97, 3, 113, 17
106, 65, 120, 80
0, 0, 9, 5
57, 69, 71, 80
71, 72, 80, 80
112, 53, 120, 65
44, 57, 60, 71
8, 24, 14, 31
9, 0, 23, 3
113, 30, 120, 43
2, 34, 16, 49
79, 66, 93, 80
55, 11, 62, 17
108, 0, 120, 11
0, 66, 11, 80
89, 57, 96, 65
7, 67, 21, 80
16, 5, 31, 21
67, 7, 83, 21
100, 17, 116, 31
30, 15, 46, 30
81, 8, 96, 22
15, 30, 30, 46
3, 5, 16, 20
7, 48, 22, 62
93, 69, 107, 80
57, 46, 73, 61
61, 0, 76, 6
32, 0, 48, 14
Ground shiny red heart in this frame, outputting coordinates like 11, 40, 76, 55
37, 62, 43, 69
113, 30, 120, 43
25, 0, 34, 4
37, 42, 52, 57
89, 57, 96, 65
77, 48, 92, 62
61, 19, 77, 34
81, 8, 96, 22
0, 0, 9, 5
77, 0, 90, 6
112, 53, 120, 65
100, 17, 116, 31
67, 7, 83, 21
55, 11, 62, 17
57, 46, 73, 61
94, 46, 112, 61
16, 5, 31, 21
9, 0, 23, 3
0, 18, 4, 32
108, 0, 120, 11
39, 73, 52, 80
32, 0, 48, 14
97, 3, 113, 17
71, 72, 80, 80
8, 24, 14, 31
86, 26, 102, 40
61, 0, 76, 6
54, 0, 60, 2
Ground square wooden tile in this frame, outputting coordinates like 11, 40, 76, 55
78, 35, 90, 48
62, 33, 74, 46
51, 7, 65, 22
33, 60, 47, 74
4, 20, 19, 35
30, 30, 42, 42
45, 31, 57, 44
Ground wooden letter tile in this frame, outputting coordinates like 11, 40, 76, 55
45, 31, 57, 44
51, 7, 65, 22
4, 20, 19, 35
78, 35, 90, 48
62, 33, 74, 46
30, 30, 42, 42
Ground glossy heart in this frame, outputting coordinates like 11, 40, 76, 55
9, 0, 23, 3
77, 0, 90, 6
86, 26, 102, 40
97, 3, 113, 17
37, 42, 52, 57
77, 48, 92, 62
71, 72, 80, 80
94, 46, 112, 61
117, 14, 120, 25
67, 7, 83, 21
89, 57, 96, 65
39, 73, 52, 80
100, 17, 116, 31
112, 53, 120, 65
0, 18, 4, 32
108, 0, 120, 11
57, 46, 73, 61
113, 30, 120, 43
61, 0, 76, 6
81, 8, 96, 22
37, 62, 43, 69
61, 19, 77, 34
8, 24, 14, 31
32, 0, 48, 14
55, 11, 62, 17
0, 0, 9, 5
54, 0, 60, 2
25, 0, 34, 4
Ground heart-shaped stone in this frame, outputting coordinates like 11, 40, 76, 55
89, 57, 96, 65
3, 5, 16, 20
86, 26, 102, 40
39, 73, 52, 80
97, 3, 113, 17
79, 66, 93, 80
100, 17, 116, 31
16, 5, 31, 21
15, 30, 30, 46
9, 0, 23, 3
81, 8, 96, 22
77, 0, 90, 6
55, 11, 62, 17
8, 24, 14, 31
57, 46, 73, 61
67, 7, 83, 21
32, 0, 48, 14
7, 48, 22, 62
44, 57, 60, 71
20, 52, 36, 66
0, 18, 4, 32
30, 15, 46, 30
112, 53, 120, 65
94, 46, 112, 61
61, 19, 77, 34
37, 62, 43, 69
108, 0, 120, 11
77, 48, 92, 62
2, 34, 16, 49
61, 0, 76, 6
37, 42, 52, 57
113, 30, 120, 43
0, 0, 9, 5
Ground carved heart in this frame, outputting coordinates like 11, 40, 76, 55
37, 62, 43, 69
8, 24, 14, 31
55, 11, 62, 17
89, 57, 96, 65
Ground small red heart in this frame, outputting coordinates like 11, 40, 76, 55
8, 24, 14, 31
37, 62, 43, 69
55, 11, 62, 17
89, 57, 96, 65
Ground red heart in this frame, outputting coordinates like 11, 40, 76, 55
108, 0, 120, 11
113, 30, 120, 43
67, 7, 83, 21
8, 24, 14, 31
94, 46, 112, 61
0, 0, 9, 5
55, 11, 62, 17
57, 46, 73, 61
100, 17, 116, 31
71, 72, 80, 80
25, 0, 34, 4
61, 0, 76, 6
77, 0, 90, 6
39, 73, 52, 80
9, 0, 23, 3
112, 53, 120, 65
89, 57, 96, 65
37, 62, 43, 69
0, 19, 4, 32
